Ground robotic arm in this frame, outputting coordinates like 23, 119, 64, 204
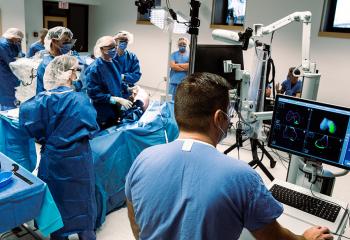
253, 11, 312, 72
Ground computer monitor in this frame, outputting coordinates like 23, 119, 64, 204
194, 44, 244, 88
268, 95, 350, 170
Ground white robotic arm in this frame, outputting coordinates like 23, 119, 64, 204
253, 11, 312, 72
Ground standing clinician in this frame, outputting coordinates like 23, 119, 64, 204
0, 28, 24, 110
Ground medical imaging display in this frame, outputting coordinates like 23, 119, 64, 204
268, 95, 350, 170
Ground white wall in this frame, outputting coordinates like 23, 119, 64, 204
0, 0, 26, 50
24, 0, 43, 51
89, 0, 350, 107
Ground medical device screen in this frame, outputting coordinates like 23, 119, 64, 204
268, 95, 350, 170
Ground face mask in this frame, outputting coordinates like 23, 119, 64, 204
60, 43, 74, 54
72, 70, 83, 91
118, 41, 128, 51
107, 48, 116, 58
217, 110, 230, 144
179, 46, 186, 53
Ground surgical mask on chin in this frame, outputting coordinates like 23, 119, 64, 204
218, 125, 228, 144
217, 111, 230, 144
60, 43, 74, 54
107, 48, 116, 58
118, 42, 128, 51
179, 46, 186, 53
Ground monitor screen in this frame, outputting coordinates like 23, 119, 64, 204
194, 44, 244, 88
268, 95, 350, 170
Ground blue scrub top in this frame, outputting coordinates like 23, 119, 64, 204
126, 139, 283, 240
169, 50, 189, 85
0, 37, 21, 109
281, 79, 302, 96
27, 41, 45, 58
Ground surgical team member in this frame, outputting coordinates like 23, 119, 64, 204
276, 67, 302, 97
169, 37, 189, 99
113, 31, 142, 98
19, 55, 99, 240
0, 28, 24, 110
27, 28, 48, 57
125, 72, 333, 240
36, 26, 76, 94
86, 36, 132, 129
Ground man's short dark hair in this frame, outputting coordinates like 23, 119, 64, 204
174, 72, 230, 133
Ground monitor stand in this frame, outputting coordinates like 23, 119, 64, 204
289, 157, 336, 196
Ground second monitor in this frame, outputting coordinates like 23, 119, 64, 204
194, 44, 244, 89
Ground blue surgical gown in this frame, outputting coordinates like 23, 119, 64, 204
27, 41, 45, 58
0, 37, 21, 109
36, 54, 54, 94
86, 57, 123, 127
114, 50, 141, 98
126, 140, 283, 239
113, 50, 141, 85
19, 86, 99, 237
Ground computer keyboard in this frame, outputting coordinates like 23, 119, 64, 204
270, 184, 341, 222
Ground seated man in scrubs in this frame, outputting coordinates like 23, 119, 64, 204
125, 72, 333, 240
19, 55, 99, 240
86, 36, 132, 129
276, 67, 302, 97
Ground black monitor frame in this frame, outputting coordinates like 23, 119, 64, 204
268, 95, 350, 171
194, 44, 244, 89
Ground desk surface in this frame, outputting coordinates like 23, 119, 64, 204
0, 153, 63, 236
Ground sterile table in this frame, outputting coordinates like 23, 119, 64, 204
0, 152, 63, 237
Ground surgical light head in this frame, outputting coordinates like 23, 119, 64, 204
43, 55, 78, 91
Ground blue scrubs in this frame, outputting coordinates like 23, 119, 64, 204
86, 57, 123, 128
36, 54, 54, 94
126, 139, 283, 239
0, 37, 21, 109
169, 51, 189, 97
114, 50, 141, 98
19, 86, 99, 239
281, 79, 302, 96
27, 41, 45, 58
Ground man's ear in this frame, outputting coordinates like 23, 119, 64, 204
213, 109, 222, 128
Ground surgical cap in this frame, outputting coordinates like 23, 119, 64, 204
93, 36, 116, 58
44, 26, 73, 51
44, 55, 78, 91
2, 28, 24, 39
114, 30, 134, 44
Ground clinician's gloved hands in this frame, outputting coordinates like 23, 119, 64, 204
110, 96, 133, 109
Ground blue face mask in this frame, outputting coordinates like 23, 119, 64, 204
60, 43, 74, 54
107, 48, 116, 58
179, 46, 186, 53
118, 41, 128, 51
